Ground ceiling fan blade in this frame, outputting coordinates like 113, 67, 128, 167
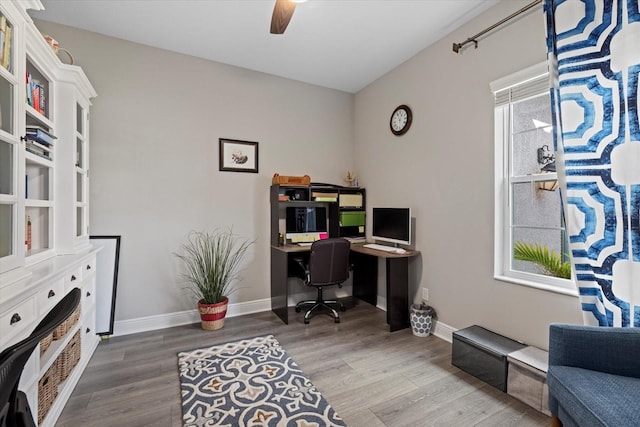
270, 0, 296, 34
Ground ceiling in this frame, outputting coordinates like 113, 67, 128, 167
29, 0, 498, 93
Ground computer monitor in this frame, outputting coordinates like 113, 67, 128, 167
285, 207, 327, 238
371, 207, 411, 246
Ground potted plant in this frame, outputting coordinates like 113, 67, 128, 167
176, 228, 254, 330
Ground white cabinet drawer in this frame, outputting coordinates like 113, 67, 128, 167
81, 256, 97, 281
83, 278, 96, 309
64, 267, 82, 291
0, 297, 36, 348
37, 278, 65, 316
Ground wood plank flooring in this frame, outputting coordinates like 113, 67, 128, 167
55, 301, 549, 426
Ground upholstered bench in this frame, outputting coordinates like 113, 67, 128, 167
548, 324, 640, 427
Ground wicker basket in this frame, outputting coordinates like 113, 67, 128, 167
53, 303, 81, 340
40, 333, 53, 356
38, 360, 60, 424
271, 173, 311, 186
58, 330, 81, 381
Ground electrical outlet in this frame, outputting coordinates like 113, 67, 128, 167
422, 287, 429, 301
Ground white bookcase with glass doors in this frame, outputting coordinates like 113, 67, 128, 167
0, 1, 99, 426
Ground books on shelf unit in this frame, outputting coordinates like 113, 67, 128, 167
0, 15, 11, 71
312, 192, 338, 202
25, 141, 51, 161
24, 126, 55, 161
26, 71, 46, 115
26, 126, 56, 145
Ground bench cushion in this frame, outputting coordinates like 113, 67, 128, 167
548, 365, 640, 427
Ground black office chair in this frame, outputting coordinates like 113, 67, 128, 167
295, 238, 350, 324
0, 288, 81, 427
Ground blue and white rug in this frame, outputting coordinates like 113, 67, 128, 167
177, 335, 346, 427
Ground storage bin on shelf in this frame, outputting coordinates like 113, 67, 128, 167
272, 173, 311, 186
38, 358, 60, 424
39, 332, 53, 356
52, 302, 80, 340
57, 329, 81, 381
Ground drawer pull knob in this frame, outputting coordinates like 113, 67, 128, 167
10, 313, 21, 325
86, 291, 91, 297
86, 265, 91, 270
48, 290, 56, 298
71, 275, 77, 281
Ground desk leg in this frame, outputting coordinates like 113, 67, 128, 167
386, 257, 410, 332
271, 247, 289, 324
351, 251, 377, 307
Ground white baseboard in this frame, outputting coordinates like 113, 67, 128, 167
113, 295, 456, 342
112, 298, 271, 337
432, 320, 455, 343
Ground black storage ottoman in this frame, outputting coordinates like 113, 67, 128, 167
452, 325, 526, 392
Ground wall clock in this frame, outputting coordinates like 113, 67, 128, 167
390, 105, 412, 136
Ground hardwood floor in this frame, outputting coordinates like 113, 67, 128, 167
55, 302, 549, 426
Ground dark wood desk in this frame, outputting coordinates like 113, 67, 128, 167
270, 243, 420, 332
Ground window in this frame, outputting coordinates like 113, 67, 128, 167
492, 62, 575, 294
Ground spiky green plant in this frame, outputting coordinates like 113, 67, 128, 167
513, 241, 571, 279
176, 228, 255, 304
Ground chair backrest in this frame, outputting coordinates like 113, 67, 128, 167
0, 287, 81, 423
308, 238, 350, 286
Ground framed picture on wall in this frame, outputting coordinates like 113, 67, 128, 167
219, 138, 259, 173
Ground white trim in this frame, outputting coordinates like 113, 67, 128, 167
495, 275, 579, 297
111, 289, 392, 337
432, 320, 456, 343
112, 298, 271, 337
490, 61, 549, 93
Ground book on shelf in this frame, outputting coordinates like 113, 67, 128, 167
25, 71, 31, 105
25, 142, 51, 161
26, 139, 51, 152
25, 73, 46, 115
26, 126, 56, 145
0, 15, 6, 69
1, 16, 11, 71
312, 191, 338, 202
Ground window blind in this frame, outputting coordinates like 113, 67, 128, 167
494, 74, 549, 106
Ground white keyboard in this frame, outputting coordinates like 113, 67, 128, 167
297, 242, 313, 247
363, 243, 406, 254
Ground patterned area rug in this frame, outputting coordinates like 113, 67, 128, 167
177, 335, 346, 427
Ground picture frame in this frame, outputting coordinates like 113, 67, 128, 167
219, 138, 259, 173
89, 235, 121, 336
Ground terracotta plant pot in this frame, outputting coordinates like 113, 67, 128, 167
198, 297, 228, 330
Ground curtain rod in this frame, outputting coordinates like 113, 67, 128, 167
452, 0, 543, 53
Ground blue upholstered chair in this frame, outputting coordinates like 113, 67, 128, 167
547, 323, 640, 427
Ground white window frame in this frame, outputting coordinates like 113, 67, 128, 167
491, 61, 577, 296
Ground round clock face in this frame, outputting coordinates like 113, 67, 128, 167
390, 105, 412, 136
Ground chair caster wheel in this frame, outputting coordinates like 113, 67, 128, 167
295, 307, 301, 313
304, 319, 310, 324
335, 318, 341, 323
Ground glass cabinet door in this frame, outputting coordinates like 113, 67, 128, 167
24, 58, 54, 260
75, 102, 88, 238
0, 139, 14, 259
0, 10, 19, 272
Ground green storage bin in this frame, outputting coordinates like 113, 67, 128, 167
340, 211, 365, 227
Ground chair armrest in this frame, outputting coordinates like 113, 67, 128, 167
549, 323, 640, 378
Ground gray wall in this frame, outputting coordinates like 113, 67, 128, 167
37, 0, 584, 349
353, 0, 582, 348
35, 19, 355, 321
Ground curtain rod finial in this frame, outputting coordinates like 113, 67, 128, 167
452, 43, 461, 53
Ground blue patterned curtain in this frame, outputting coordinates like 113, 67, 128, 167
545, 0, 640, 326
